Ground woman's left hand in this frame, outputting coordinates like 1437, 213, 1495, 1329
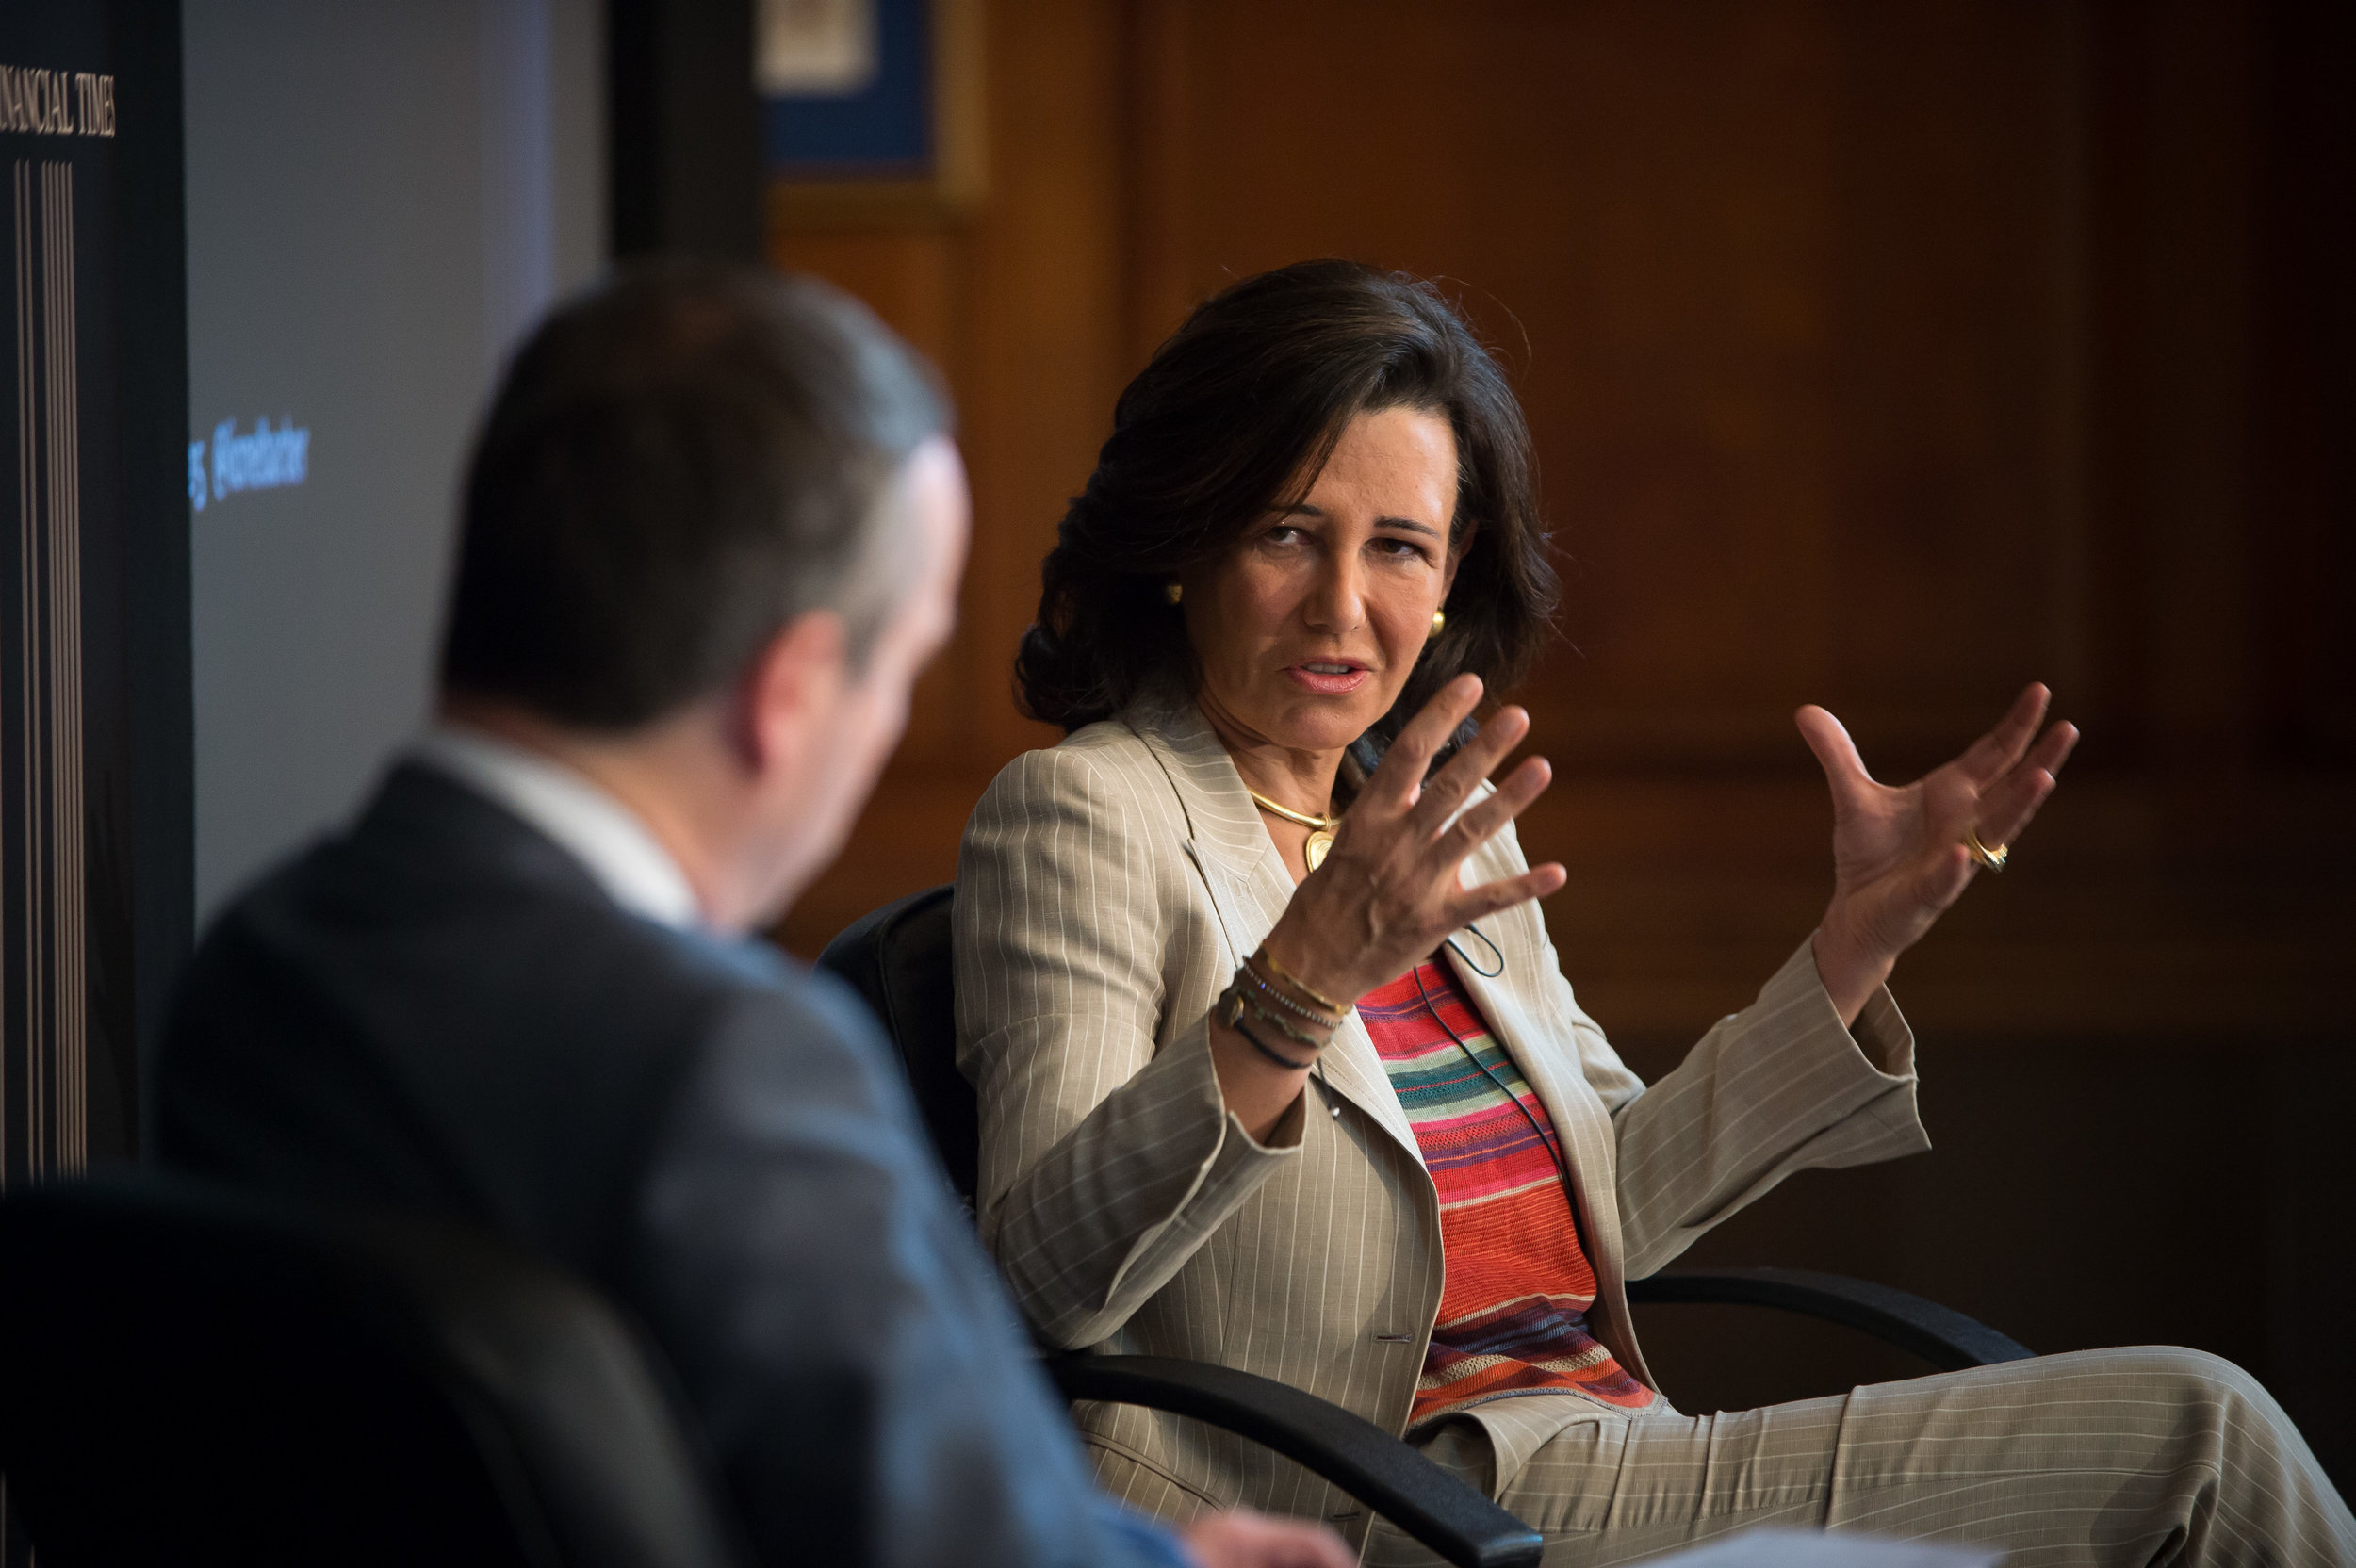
1799, 683, 2080, 1025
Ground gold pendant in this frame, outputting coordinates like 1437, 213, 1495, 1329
1304, 828, 1334, 872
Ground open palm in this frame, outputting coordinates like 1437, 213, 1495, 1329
1798, 683, 2079, 1021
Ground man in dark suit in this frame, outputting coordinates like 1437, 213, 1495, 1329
158, 265, 1347, 1568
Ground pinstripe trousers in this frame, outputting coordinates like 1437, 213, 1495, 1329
1365, 1347, 2355, 1567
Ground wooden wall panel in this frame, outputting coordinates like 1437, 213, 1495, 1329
2250, 0, 2356, 767
1144, 0, 2087, 767
772, 0, 1114, 946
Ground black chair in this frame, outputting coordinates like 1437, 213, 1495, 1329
820, 884, 2035, 1568
0, 1172, 743, 1568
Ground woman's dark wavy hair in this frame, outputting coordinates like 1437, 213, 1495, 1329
1015, 259, 1559, 762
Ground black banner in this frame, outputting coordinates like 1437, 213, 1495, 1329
0, 0, 187, 1338
0, 11, 188, 1563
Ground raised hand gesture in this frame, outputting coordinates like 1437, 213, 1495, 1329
1262, 673, 1564, 1010
1209, 675, 1563, 1141
1798, 683, 2079, 1024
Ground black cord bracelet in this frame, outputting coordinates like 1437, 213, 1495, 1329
1231, 1011, 1317, 1072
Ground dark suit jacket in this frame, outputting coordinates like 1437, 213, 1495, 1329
159, 762, 1179, 1568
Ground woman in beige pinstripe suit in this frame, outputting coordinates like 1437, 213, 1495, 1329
954, 260, 2352, 1565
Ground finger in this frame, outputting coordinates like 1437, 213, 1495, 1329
1970, 720, 2078, 847
1289, 1527, 1357, 1568
1182, 1511, 1354, 1568
1969, 762, 2049, 846
1795, 705, 1874, 809
1411, 704, 1532, 828
1953, 682, 2051, 787
2033, 718, 2080, 779
1275, 1527, 1357, 1568
1439, 753, 1552, 855
1449, 861, 1566, 927
1364, 674, 1484, 808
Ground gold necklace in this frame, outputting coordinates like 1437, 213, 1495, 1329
1244, 787, 1339, 871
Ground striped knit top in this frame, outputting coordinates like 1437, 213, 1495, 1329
1360, 956, 1654, 1425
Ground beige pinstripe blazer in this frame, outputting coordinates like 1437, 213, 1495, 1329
953, 686, 1931, 1537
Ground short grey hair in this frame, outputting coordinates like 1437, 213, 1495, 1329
440, 262, 952, 729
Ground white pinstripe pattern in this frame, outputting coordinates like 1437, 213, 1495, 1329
1364, 1348, 2355, 1566
955, 689, 1939, 1546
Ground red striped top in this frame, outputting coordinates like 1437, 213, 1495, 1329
1360, 957, 1652, 1424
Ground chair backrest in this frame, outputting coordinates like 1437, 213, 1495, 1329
0, 1172, 744, 1568
817, 884, 974, 1206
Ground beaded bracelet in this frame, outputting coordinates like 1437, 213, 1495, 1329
1237, 988, 1330, 1053
1215, 980, 1319, 1070
1239, 956, 1344, 1031
1231, 1010, 1316, 1072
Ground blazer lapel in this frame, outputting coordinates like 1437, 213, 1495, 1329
1130, 694, 1421, 1158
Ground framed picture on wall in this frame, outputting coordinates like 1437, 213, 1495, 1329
760, 0, 983, 229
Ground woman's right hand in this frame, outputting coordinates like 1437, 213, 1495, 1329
1261, 674, 1566, 1007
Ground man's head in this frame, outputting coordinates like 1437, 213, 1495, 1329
439, 263, 967, 930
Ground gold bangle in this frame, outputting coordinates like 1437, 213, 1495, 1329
1238, 957, 1344, 1030
1252, 946, 1345, 1016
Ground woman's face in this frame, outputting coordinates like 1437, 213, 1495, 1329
1186, 406, 1461, 759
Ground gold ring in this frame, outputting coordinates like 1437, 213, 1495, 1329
1965, 828, 2008, 873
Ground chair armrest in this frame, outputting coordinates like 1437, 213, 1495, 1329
1044, 1354, 1543, 1568
1625, 1267, 2034, 1372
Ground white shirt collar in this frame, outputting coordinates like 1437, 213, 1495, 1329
410, 724, 703, 931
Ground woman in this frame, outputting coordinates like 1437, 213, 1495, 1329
954, 260, 2351, 1564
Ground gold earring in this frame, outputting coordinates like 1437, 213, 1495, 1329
1163, 581, 1184, 605
1430, 608, 1447, 635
